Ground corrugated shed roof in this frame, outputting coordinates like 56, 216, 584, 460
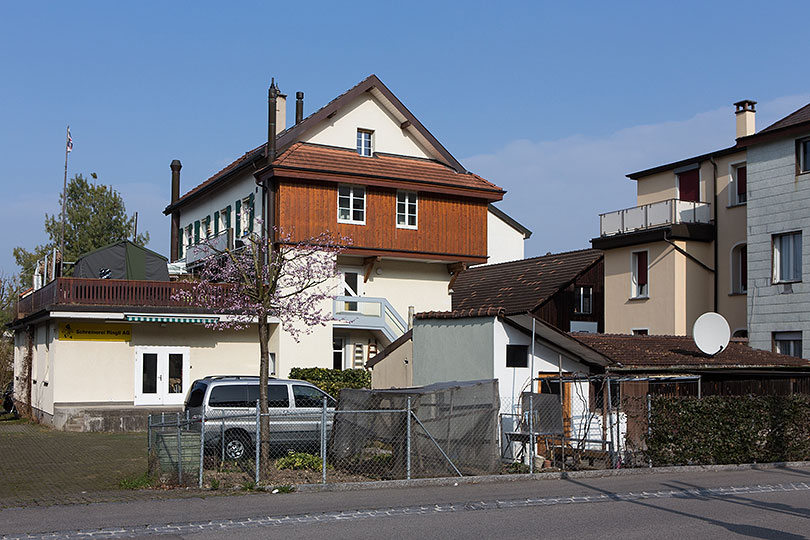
571, 333, 810, 369
451, 249, 603, 315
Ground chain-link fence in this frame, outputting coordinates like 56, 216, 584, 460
148, 380, 501, 488
497, 374, 701, 472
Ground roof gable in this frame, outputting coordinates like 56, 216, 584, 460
166, 75, 471, 214
758, 102, 810, 135
451, 249, 603, 315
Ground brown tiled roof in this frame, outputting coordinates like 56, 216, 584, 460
451, 249, 603, 315
758, 103, 810, 134
415, 307, 505, 320
571, 334, 810, 370
273, 143, 503, 194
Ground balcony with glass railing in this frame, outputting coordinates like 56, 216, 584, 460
333, 296, 409, 343
599, 199, 711, 237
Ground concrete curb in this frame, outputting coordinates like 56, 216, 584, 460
291, 460, 810, 493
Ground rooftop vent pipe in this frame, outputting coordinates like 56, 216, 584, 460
296, 91, 304, 124
267, 79, 279, 161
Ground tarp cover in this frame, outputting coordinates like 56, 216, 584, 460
330, 379, 501, 478
73, 241, 169, 281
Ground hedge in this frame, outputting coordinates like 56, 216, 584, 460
288, 367, 371, 400
646, 395, 810, 466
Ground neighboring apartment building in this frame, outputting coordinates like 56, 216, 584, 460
591, 101, 753, 336
164, 75, 526, 376
738, 103, 810, 358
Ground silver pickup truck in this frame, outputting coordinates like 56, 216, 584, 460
184, 376, 336, 460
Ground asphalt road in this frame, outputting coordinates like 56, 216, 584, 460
2, 465, 810, 539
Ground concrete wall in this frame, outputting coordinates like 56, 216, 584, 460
411, 317, 495, 386
370, 339, 413, 389
301, 93, 432, 159
486, 209, 525, 265
354, 257, 452, 317
747, 134, 810, 355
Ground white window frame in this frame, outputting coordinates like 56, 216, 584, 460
729, 161, 747, 206
218, 207, 229, 233
333, 336, 345, 370
338, 185, 366, 225
357, 129, 373, 157
239, 196, 252, 237
730, 242, 747, 294
630, 250, 649, 299
396, 191, 418, 229
184, 225, 193, 250
574, 285, 593, 314
773, 232, 802, 283
798, 138, 810, 174
773, 331, 802, 357
632, 328, 649, 336
202, 215, 212, 239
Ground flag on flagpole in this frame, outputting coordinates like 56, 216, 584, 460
66, 127, 73, 153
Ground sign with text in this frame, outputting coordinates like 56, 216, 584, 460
59, 323, 132, 342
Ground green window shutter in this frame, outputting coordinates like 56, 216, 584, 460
194, 220, 200, 243
177, 229, 183, 258
225, 206, 231, 229
235, 199, 242, 237
248, 193, 255, 234
214, 211, 220, 236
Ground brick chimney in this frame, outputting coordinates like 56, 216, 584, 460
734, 100, 756, 139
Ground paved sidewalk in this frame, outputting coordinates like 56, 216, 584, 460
2, 465, 810, 539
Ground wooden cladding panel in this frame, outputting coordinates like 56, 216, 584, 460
276, 180, 488, 259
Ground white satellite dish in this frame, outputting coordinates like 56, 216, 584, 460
693, 312, 730, 356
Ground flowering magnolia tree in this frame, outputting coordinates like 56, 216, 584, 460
175, 228, 344, 474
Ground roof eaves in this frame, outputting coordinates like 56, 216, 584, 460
626, 144, 743, 180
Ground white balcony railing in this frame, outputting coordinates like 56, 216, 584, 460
333, 296, 409, 342
599, 199, 711, 237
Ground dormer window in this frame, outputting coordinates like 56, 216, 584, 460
357, 129, 373, 157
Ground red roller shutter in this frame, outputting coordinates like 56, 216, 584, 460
678, 169, 700, 202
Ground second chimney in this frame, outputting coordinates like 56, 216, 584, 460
735, 99, 756, 139
276, 93, 287, 135
296, 91, 304, 124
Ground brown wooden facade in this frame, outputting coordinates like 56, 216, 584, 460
275, 178, 489, 263
532, 258, 604, 333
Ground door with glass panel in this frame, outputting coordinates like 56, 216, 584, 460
339, 269, 363, 312
134, 347, 190, 405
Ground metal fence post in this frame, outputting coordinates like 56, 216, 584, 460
176, 412, 182, 485
528, 391, 534, 473
646, 394, 652, 469
199, 411, 205, 488
321, 396, 327, 484
255, 399, 260, 487
147, 414, 152, 454
406, 396, 412, 480
607, 380, 614, 467
220, 417, 225, 463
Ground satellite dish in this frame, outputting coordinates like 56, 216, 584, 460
693, 312, 730, 356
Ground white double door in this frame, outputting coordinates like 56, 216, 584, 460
134, 347, 190, 406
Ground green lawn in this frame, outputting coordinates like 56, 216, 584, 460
0, 417, 147, 507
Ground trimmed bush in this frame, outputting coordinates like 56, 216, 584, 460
646, 395, 810, 466
288, 367, 370, 399
276, 451, 323, 472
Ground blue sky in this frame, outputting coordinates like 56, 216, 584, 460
1, 1, 809, 277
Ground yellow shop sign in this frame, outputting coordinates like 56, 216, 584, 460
59, 323, 132, 342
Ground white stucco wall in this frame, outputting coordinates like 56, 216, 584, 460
301, 94, 433, 159
486, 209, 526, 265
357, 258, 452, 318
177, 169, 263, 253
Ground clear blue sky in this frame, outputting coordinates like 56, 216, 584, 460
1, 1, 809, 277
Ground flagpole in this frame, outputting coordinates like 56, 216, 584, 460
59, 125, 71, 277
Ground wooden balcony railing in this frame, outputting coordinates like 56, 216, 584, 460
15, 278, 233, 319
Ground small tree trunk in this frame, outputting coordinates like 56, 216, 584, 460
258, 315, 272, 483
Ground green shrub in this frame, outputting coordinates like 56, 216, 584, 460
276, 451, 323, 472
646, 394, 810, 466
118, 471, 156, 490
288, 367, 370, 399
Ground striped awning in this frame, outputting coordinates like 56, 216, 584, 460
125, 315, 219, 324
